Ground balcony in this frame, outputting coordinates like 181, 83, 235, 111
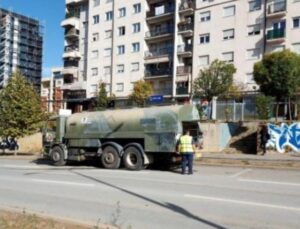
63, 45, 80, 59
65, 28, 79, 39
152, 88, 172, 96
266, 28, 285, 43
146, 5, 175, 24
66, 0, 88, 5
176, 66, 191, 82
61, 13, 80, 29
176, 87, 189, 95
145, 68, 172, 79
267, 1, 286, 18
179, 1, 195, 16
177, 45, 192, 57
145, 26, 174, 42
178, 23, 193, 37
145, 47, 173, 64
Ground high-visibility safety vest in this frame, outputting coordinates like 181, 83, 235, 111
179, 135, 193, 154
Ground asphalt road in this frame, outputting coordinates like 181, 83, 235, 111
0, 159, 299, 229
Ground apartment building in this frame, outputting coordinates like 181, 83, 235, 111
195, 0, 300, 91
41, 68, 64, 113
0, 8, 43, 91
60, 0, 300, 111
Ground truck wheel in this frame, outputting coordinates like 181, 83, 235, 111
51, 146, 66, 166
123, 147, 143, 170
101, 146, 121, 169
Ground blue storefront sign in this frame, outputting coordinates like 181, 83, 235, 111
149, 95, 163, 103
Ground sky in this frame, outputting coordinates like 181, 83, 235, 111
0, 0, 65, 76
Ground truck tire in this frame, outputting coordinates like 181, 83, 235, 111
100, 146, 121, 169
51, 146, 66, 166
123, 146, 143, 170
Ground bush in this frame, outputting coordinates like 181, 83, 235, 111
256, 95, 274, 120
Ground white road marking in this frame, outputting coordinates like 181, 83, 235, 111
239, 179, 300, 187
0, 165, 46, 169
230, 169, 252, 178
31, 179, 95, 187
184, 194, 300, 212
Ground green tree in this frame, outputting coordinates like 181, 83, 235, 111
0, 70, 46, 139
129, 80, 153, 107
93, 82, 108, 111
254, 50, 300, 121
255, 95, 274, 120
193, 59, 236, 101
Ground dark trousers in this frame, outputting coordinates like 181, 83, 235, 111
181, 153, 194, 174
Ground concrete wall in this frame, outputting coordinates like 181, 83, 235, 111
200, 122, 239, 153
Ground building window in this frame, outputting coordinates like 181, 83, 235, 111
92, 33, 99, 42
106, 11, 113, 21
223, 5, 235, 17
200, 11, 210, 22
292, 43, 300, 54
293, 17, 300, 28
104, 66, 111, 75
133, 3, 141, 13
93, 0, 100, 7
199, 55, 209, 66
133, 23, 141, 33
246, 73, 255, 84
116, 83, 124, 92
249, 0, 261, 11
92, 67, 98, 76
222, 52, 234, 62
131, 62, 139, 72
132, 42, 140, 52
248, 24, 261, 36
104, 48, 112, 57
199, 33, 210, 44
91, 84, 98, 95
117, 64, 125, 73
91, 50, 99, 58
223, 29, 234, 40
118, 26, 126, 36
118, 45, 125, 55
105, 30, 112, 39
247, 48, 260, 60
106, 84, 111, 93
119, 7, 126, 17
93, 15, 100, 24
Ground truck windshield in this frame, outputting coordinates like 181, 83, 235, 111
46, 120, 57, 132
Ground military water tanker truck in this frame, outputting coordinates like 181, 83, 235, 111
43, 104, 201, 170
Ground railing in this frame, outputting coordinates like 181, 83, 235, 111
65, 12, 80, 19
266, 28, 285, 40
177, 44, 192, 53
179, 0, 195, 11
177, 66, 191, 75
145, 26, 174, 38
65, 28, 79, 37
176, 87, 188, 95
64, 45, 79, 52
145, 47, 173, 58
147, 5, 175, 18
267, 1, 286, 14
145, 68, 172, 77
153, 88, 172, 95
178, 23, 193, 32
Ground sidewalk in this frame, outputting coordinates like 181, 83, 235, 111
195, 152, 300, 169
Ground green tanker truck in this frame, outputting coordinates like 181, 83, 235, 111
43, 104, 201, 170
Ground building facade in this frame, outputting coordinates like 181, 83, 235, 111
41, 68, 64, 113
60, 0, 300, 111
0, 8, 43, 91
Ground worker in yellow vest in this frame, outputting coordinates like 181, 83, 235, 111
178, 130, 196, 175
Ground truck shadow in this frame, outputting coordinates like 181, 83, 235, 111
71, 170, 228, 229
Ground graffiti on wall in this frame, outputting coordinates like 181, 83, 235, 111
267, 123, 300, 153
